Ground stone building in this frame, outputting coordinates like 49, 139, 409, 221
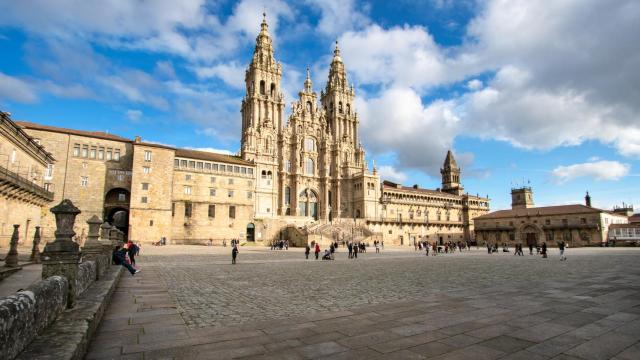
475, 188, 628, 246
0, 112, 54, 247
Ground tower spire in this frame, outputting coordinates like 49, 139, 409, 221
304, 67, 313, 93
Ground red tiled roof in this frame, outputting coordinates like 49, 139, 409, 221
609, 223, 638, 229
16, 121, 131, 142
381, 180, 487, 200
629, 214, 640, 224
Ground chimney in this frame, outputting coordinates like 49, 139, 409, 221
413, 184, 419, 189
585, 191, 592, 207
134, 136, 141, 143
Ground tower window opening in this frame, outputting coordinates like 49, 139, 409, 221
339, 102, 343, 113
260, 80, 266, 95
346, 104, 350, 114
270, 83, 276, 97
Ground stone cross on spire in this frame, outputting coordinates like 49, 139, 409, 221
304, 67, 313, 93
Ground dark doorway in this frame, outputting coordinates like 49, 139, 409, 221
246, 223, 255, 242
526, 232, 537, 246
439, 236, 444, 245
105, 207, 129, 240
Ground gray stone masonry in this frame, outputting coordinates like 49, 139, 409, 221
81, 216, 108, 279
4, 224, 20, 267
41, 199, 81, 308
30, 226, 41, 263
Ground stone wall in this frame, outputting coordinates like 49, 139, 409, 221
76, 261, 97, 297
0, 276, 68, 359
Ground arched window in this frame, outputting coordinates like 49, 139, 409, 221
304, 158, 314, 175
270, 83, 276, 97
267, 171, 273, 179
250, 81, 255, 94
306, 101, 312, 113
330, 102, 334, 113
304, 138, 316, 152
285, 160, 291, 172
265, 136, 271, 150
346, 104, 350, 114
338, 102, 343, 113
260, 80, 265, 95
261, 170, 267, 179
285, 186, 291, 205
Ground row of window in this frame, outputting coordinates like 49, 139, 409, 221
612, 228, 640, 237
183, 186, 252, 199
174, 158, 254, 176
73, 144, 121, 161
172, 203, 236, 219
183, 174, 252, 186
493, 218, 591, 227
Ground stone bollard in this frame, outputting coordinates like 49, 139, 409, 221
4, 224, 20, 267
81, 215, 106, 279
100, 222, 112, 242
30, 226, 42, 263
41, 199, 81, 308
109, 228, 119, 246
99, 222, 114, 265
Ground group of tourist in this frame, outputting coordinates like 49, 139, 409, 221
270, 240, 289, 250
483, 241, 568, 260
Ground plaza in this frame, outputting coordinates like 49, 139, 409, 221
86, 246, 640, 359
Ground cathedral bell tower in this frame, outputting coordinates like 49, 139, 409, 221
241, 13, 283, 218
441, 150, 464, 196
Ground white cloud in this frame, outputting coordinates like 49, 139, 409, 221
192, 62, 245, 89
126, 109, 142, 122
377, 165, 408, 184
186, 147, 234, 155
551, 161, 630, 184
309, 0, 370, 37
466, 79, 483, 90
0, 72, 38, 103
358, 86, 460, 176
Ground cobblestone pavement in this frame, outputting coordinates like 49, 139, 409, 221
86, 246, 640, 359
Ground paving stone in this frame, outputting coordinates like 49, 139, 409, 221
295, 341, 349, 359
409, 341, 455, 357
479, 335, 535, 353
430, 344, 505, 360
439, 333, 482, 348
564, 332, 638, 360
526, 334, 585, 357
511, 322, 575, 342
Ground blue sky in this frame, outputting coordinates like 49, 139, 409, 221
0, 0, 639, 211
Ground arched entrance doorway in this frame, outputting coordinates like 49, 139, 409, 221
246, 223, 255, 242
104, 188, 130, 239
522, 225, 539, 246
298, 189, 319, 220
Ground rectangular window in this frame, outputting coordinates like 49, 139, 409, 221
184, 202, 192, 217
219, 165, 226, 172
184, 186, 192, 195
228, 178, 234, 185
114, 149, 120, 161
210, 188, 216, 196
174, 159, 179, 167
44, 164, 54, 179
205, 163, 211, 170
208, 205, 215, 218
234, 166, 240, 173
197, 162, 203, 170
186, 174, 192, 180
247, 191, 252, 199
562, 219, 568, 225
118, 193, 126, 201
143, 166, 150, 174
581, 218, 587, 224
210, 176, 216, 183
106, 149, 113, 160
142, 183, 149, 190
80, 176, 88, 187
73, 144, 80, 157
98, 147, 104, 160
248, 180, 253, 186
180, 159, 187, 167
82, 145, 88, 158
248, 168, 253, 175
189, 161, 195, 168
117, 171, 124, 181
144, 150, 152, 162
228, 190, 234, 198
171, 202, 175, 217
149, 220, 154, 226
212, 164, 219, 171
229, 206, 236, 219
545, 219, 551, 225
44, 183, 52, 191
90, 146, 97, 159
141, 196, 148, 203
241, 167, 247, 174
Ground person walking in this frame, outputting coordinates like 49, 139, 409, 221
113, 244, 140, 275
558, 241, 567, 261
232, 243, 239, 264
126, 240, 139, 267
315, 243, 321, 260
528, 243, 533, 255
348, 242, 353, 259
541, 242, 548, 258
375, 241, 380, 253
305, 244, 310, 259
353, 243, 358, 259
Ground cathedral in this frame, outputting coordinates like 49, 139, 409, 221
240, 15, 378, 222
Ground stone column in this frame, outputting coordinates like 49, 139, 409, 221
41, 199, 81, 308
30, 226, 41, 263
99, 222, 114, 264
81, 215, 106, 279
4, 224, 20, 267
100, 222, 112, 242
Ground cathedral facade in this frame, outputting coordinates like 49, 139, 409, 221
240, 16, 378, 223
